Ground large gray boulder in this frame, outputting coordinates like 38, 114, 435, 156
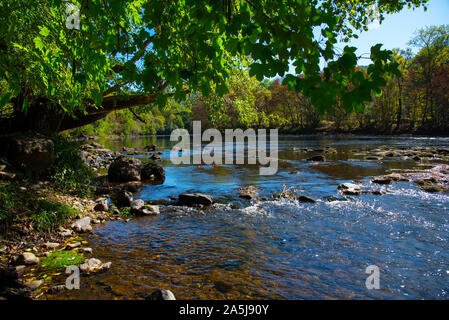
0, 132, 54, 171
108, 156, 142, 182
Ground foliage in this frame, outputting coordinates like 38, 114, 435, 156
0, 181, 20, 225
0, 0, 428, 134
69, 98, 192, 136
48, 135, 95, 197
120, 207, 132, 218
198, 66, 271, 129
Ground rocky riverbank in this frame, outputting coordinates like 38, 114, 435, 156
0, 136, 174, 300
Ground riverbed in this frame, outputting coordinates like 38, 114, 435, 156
55, 135, 449, 299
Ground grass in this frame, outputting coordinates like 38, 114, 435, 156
31, 200, 80, 231
0, 180, 20, 225
40, 250, 85, 270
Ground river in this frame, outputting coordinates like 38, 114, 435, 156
56, 135, 449, 299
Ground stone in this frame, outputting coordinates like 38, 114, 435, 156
150, 154, 162, 161
0, 132, 55, 172
297, 195, 317, 203
49, 285, 66, 294
371, 177, 392, 185
141, 162, 165, 183
94, 198, 109, 212
44, 242, 60, 250
178, 193, 213, 206
114, 190, 133, 208
131, 199, 145, 214
24, 280, 43, 291
108, 156, 142, 182
15, 265, 26, 277
338, 183, 362, 196
307, 155, 325, 162
145, 289, 176, 300
66, 242, 82, 249
71, 217, 92, 233
82, 247, 93, 254
140, 205, 160, 216
0, 171, 16, 180
144, 144, 157, 151
238, 186, 259, 199
420, 185, 443, 193
79, 258, 111, 274
16, 252, 39, 266
59, 228, 72, 237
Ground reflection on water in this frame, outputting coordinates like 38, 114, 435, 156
54, 136, 449, 300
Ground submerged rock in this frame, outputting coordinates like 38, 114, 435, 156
79, 258, 111, 274
178, 193, 213, 206
324, 196, 347, 202
297, 195, 317, 203
238, 186, 260, 200
420, 185, 444, 193
149, 154, 162, 161
371, 176, 392, 185
307, 155, 325, 162
144, 144, 157, 152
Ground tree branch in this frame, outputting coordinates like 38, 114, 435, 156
111, 35, 155, 74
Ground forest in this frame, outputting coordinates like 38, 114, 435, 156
66, 25, 449, 137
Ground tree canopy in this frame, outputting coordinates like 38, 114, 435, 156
0, 0, 429, 134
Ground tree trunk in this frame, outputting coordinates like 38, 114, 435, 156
0, 93, 161, 136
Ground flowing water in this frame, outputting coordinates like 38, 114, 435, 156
57, 135, 449, 300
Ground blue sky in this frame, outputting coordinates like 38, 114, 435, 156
345, 0, 449, 64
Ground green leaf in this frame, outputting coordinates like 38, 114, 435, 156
33, 37, 44, 52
